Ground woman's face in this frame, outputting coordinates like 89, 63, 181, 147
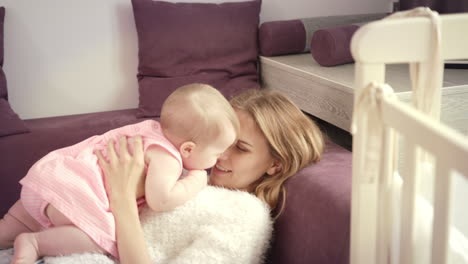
209, 109, 277, 191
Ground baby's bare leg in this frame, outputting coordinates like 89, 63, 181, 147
42, 204, 106, 255
13, 205, 105, 263
44, 204, 73, 226
12, 225, 105, 264
0, 200, 42, 248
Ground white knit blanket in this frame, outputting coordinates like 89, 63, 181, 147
0, 186, 273, 264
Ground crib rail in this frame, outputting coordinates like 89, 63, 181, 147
381, 95, 468, 264
350, 9, 468, 264
351, 13, 468, 63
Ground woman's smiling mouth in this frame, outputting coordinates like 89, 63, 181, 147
215, 164, 231, 173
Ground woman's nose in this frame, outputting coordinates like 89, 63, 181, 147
218, 147, 232, 161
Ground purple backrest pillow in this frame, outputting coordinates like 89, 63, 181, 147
132, 0, 261, 117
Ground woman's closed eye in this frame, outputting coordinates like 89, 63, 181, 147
236, 140, 253, 153
236, 144, 248, 152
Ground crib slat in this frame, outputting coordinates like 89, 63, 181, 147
431, 161, 452, 264
399, 142, 419, 264
377, 128, 397, 264
350, 63, 385, 264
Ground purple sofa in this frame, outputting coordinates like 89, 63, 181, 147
0, 108, 351, 264
0, 109, 145, 217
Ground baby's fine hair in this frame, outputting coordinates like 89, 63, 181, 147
160, 83, 240, 144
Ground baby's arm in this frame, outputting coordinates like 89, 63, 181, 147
145, 146, 207, 212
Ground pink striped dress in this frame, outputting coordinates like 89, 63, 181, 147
19, 120, 182, 258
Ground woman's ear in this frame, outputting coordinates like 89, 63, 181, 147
180, 141, 196, 158
266, 160, 282, 176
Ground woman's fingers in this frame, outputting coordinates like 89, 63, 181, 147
96, 148, 115, 198
95, 149, 109, 170
118, 136, 131, 161
107, 139, 118, 162
132, 136, 144, 163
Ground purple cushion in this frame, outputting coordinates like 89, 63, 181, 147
0, 7, 29, 137
259, 20, 306, 56
310, 25, 360, 67
267, 141, 351, 264
132, 0, 261, 117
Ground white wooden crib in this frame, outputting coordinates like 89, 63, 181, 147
349, 9, 468, 264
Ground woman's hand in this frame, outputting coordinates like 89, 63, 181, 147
96, 136, 153, 264
95, 136, 146, 210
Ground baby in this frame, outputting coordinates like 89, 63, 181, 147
0, 83, 239, 263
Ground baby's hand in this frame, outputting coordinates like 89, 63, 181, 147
187, 169, 208, 188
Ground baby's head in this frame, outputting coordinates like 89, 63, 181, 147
160, 83, 239, 170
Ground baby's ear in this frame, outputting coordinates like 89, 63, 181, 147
180, 141, 196, 158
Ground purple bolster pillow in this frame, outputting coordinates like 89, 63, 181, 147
259, 14, 386, 57
259, 20, 306, 56
310, 25, 360, 67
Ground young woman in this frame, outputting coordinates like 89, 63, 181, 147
98, 89, 324, 264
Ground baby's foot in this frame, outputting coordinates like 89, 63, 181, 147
11, 233, 39, 264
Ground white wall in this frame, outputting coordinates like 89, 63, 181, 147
1, 0, 139, 119
0, 0, 391, 119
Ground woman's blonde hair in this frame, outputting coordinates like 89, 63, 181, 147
230, 89, 324, 219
